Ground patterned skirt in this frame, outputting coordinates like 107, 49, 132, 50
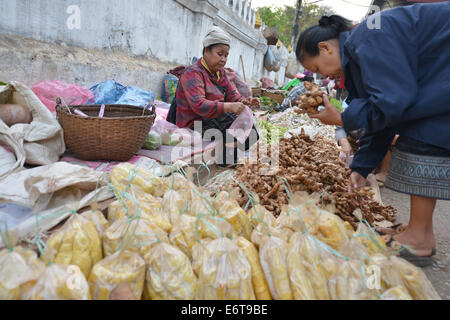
385, 136, 450, 200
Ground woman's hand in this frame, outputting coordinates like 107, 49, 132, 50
224, 102, 246, 115
309, 94, 344, 126
242, 97, 260, 109
348, 171, 370, 193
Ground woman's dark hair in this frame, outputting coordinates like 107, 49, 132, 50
202, 43, 229, 55
296, 15, 352, 62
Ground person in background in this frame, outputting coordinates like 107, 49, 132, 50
296, 4, 450, 267
168, 26, 259, 167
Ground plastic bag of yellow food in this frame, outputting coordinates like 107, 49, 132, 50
390, 256, 441, 300
236, 237, 271, 300
354, 222, 387, 256
103, 216, 169, 258
169, 214, 199, 260
328, 259, 378, 300
189, 189, 215, 216
380, 285, 413, 300
370, 253, 405, 291
88, 250, 145, 300
162, 189, 189, 225
23, 264, 91, 300
143, 243, 197, 300
197, 214, 237, 240
247, 204, 276, 229
195, 237, 255, 300
259, 236, 292, 300
81, 210, 110, 238
286, 233, 317, 300
0, 246, 46, 299
107, 193, 171, 233
41, 214, 102, 278
292, 233, 331, 300
110, 163, 169, 197
166, 172, 197, 197
214, 191, 252, 240
283, 192, 350, 251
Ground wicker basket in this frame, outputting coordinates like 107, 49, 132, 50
56, 101, 156, 161
261, 90, 286, 105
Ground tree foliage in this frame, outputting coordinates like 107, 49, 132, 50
257, 3, 335, 46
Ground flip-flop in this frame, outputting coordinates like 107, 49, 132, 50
383, 235, 436, 267
376, 223, 406, 235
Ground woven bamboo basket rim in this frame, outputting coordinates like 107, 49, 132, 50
56, 104, 155, 120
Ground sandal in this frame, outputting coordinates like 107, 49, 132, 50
376, 223, 407, 236
383, 235, 436, 267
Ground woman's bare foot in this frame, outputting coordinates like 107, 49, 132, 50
376, 224, 407, 235
375, 172, 387, 187
384, 229, 436, 257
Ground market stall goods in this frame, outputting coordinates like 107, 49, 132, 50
236, 237, 272, 300
328, 259, 379, 300
107, 193, 171, 233
258, 236, 293, 300
143, 243, 197, 300
23, 264, 91, 300
88, 250, 145, 300
290, 232, 331, 300
169, 214, 199, 261
294, 82, 325, 115
390, 255, 441, 300
194, 237, 255, 300
0, 246, 46, 299
380, 285, 413, 300
110, 163, 169, 198
81, 210, 110, 238
162, 189, 189, 225
214, 191, 252, 240
103, 216, 169, 258
41, 214, 103, 278
231, 133, 396, 229
287, 233, 317, 300
0, 103, 33, 126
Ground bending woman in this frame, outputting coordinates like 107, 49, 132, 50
170, 26, 259, 166
296, 2, 450, 267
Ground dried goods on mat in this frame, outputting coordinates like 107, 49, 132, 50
230, 133, 396, 229
294, 82, 325, 115
143, 243, 197, 300
23, 264, 91, 300
194, 237, 255, 300
0, 246, 45, 299
40, 214, 103, 278
88, 250, 145, 300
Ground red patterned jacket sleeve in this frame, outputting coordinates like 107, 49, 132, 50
177, 69, 225, 119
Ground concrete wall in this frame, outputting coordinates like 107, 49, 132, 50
0, 0, 299, 97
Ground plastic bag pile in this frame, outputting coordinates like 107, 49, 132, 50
0, 163, 441, 300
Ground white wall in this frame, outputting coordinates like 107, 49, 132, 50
0, 0, 298, 95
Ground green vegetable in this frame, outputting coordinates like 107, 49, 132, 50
143, 132, 162, 150
329, 97, 343, 112
258, 120, 289, 144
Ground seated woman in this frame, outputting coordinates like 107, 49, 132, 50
169, 26, 259, 166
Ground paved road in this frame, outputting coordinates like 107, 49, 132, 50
380, 187, 450, 300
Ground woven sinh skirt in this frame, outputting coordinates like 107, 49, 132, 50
385, 136, 450, 200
